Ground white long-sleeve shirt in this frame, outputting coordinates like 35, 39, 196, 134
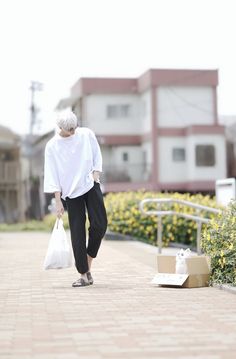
44, 127, 102, 200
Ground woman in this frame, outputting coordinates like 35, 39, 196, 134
44, 110, 107, 287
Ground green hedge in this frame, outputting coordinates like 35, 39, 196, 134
0, 213, 69, 232
104, 191, 220, 248
201, 200, 236, 286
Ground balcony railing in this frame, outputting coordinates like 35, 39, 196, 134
102, 163, 151, 183
0, 161, 20, 184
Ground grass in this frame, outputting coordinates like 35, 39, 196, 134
0, 220, 51, 232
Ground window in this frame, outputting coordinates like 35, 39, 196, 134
195, 145, 215, 166
173, 148, 186, 162
107, 105, 117, 118
120, 105, 130, 117
107, 104, 131, 118
123, 152, 128, 162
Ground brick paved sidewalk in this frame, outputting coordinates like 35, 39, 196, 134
0, 231, 236, 359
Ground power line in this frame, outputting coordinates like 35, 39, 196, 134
166, 86, 214, 115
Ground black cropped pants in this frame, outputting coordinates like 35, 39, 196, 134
65, 182, 107, 274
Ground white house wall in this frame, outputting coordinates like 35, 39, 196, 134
114, 145, 143, 181
157, 86, 214, 127
141, 141, 152, 181
186, 134, 226, 181
158, 137, 187, 183
100, 146, 112, 167
158, 135, 226, 183
101, 145, 144, 182
85, 94, 142, 135
140, 90, 151, 133
141, 141, 152, 164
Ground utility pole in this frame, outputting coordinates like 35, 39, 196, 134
29, 81, 43, 135
28, 81, 43, 220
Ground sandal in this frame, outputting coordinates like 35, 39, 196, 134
72, 272, 94, 287
87, 271, 94, 285
72, 278, 90, 287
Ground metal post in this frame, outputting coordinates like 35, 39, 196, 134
157, 216, 162, 254
196, 220, 202, 255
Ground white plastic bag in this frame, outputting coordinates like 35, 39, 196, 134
175, 248, 192, 274
43, 218, 72, 270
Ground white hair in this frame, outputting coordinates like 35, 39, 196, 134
56, 110, 78, 131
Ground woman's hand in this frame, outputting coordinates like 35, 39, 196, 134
56, 199, 64, 218
54, 192, 64, 218
93, 171, 100, 183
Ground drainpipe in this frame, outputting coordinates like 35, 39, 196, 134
151, 86, 158, 190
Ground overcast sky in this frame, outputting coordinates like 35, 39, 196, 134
0, 0, 235, 135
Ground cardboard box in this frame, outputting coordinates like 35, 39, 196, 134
151, 255, 210, 288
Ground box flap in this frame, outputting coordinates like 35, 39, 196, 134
151, 273, 189, 286
185, 257, 210, 275
183, 274, 210, 288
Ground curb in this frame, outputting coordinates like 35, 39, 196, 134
105, 231, 140, 242
105, 231, 196, 250
213, 284, 236, 295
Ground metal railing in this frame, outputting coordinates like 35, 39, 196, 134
139, 198, 221, 255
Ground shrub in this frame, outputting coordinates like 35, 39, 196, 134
43, 212, 69, 230
201, 200, 236, 286
104, 191, 220, 247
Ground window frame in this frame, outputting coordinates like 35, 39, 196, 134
172, 148, 186, 162
106, 104, 131, 119
195, 144, 216, 167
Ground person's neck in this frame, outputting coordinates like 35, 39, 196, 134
59, 129, 74, 137
59, 131, 71, 137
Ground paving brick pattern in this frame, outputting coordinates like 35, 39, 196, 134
0, 232, 236, 359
